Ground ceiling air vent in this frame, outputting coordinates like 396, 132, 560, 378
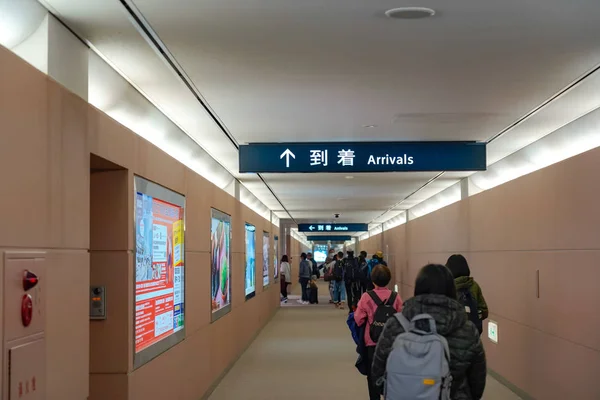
385, 7, 436, 19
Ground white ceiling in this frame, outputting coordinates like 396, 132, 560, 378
39, 0, 600, 232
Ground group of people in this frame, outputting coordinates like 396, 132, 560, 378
323, 249, 388, 311
279, 252, 320, 305
352, 254, 488, 400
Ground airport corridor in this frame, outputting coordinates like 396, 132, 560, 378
207, 281, 522, 400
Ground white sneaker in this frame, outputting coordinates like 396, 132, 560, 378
303, 301, 309, 305
297, 299, 304, 304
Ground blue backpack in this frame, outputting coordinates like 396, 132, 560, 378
347, 312, 368, 376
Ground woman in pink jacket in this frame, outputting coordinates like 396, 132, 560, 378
354, 265, 403, 400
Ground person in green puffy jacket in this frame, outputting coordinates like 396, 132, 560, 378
446, 254, 489, 321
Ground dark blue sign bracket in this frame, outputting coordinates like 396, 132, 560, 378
239, 142, 486, 173
307, 235, 352, 242
298, 223, 368, 233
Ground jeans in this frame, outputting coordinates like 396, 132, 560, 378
299, 277, 310, 302
332, 280, 346, 303
366, 346, 382, 399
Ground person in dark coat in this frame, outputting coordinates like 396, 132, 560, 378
446, 254, 488, 334
372, 264, 487, 400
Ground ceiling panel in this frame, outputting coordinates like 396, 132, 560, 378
38, 0, 600, 230
132, 0, 600, 144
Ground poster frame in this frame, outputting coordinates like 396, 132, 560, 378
245, 222, 257, 301
210, 208, 232, 322
133, 175, 186, 370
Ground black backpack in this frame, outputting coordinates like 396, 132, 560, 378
359, 259, 369, 281
458, 288, 482, 333
344, 257, 361, 282
367, 291, 398, 342
332, 260, 344, 282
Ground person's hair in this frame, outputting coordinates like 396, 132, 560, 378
301, 252, 307, 260
337, 251, 344, 258
307, 252, 313, 257
446, 254, 470, 279
281, 255, 289, 263
414, 264, 457, 299
360, 250, 367, 258
371, 265, 392, 287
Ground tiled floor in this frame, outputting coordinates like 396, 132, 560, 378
208, 282, 521, 399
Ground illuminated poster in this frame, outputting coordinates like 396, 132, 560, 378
314, 244, 328, 263
245, 224, 256, 300
262, 232, 270, 288
211, 209, 231, 321
273, 236, 279, 281
134, 176, 185, 368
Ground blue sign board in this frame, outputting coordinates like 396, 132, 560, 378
239, 142, 486, 173
307, 235, 352, 242
298, 223, 368, 233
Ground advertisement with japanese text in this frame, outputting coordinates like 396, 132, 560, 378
135, 191, 185, 354
211, 209, 231, 320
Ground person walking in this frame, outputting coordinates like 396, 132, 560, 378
330, 251, 346, 309
354, 265, 403, 400
279, 255, 291, 303
343, 250, 362, 313
298, 253, 312, 305
446, 254, 488, 335
371, 264, 487, 399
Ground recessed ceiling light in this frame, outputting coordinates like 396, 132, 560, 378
363, 124, 377, 128
385, 7, 436, 19
345, 176, 354, 179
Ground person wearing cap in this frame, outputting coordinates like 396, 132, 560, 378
374, 251, 387, 266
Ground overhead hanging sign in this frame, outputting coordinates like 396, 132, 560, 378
298, 223, 368, 233
307, 235, 352, 242
239, 142, 486, 173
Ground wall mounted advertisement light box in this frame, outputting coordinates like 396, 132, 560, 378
133, 176, 186, 369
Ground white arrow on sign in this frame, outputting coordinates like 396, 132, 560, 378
309, 225, 315, 231
280, 149, 295, 168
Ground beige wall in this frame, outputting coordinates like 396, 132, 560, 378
0, 45, 285, 399
360, 146, 600, 399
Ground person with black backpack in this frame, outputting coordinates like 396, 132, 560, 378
371, 264, 486, 399
329, 251, 346, 309
354, 265, 403, 400
446, 254, 488, 335
358, 251, 369, 294
343, 250, 363, 313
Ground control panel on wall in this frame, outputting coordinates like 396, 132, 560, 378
90, 286, 106, 320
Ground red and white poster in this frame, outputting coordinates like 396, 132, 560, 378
135, 192, 184, 353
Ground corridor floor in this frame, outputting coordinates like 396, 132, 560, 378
207, 282, 521, 400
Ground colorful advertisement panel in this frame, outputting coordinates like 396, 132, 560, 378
314, 244, 328, 263
262, 232, 270, 288
273, 236, 279, 281
211, 209, 231, 321
245, 223, 256, 300
133, 176, 185, 369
